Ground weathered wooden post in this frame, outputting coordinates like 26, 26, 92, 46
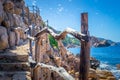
80, 13, 90, 80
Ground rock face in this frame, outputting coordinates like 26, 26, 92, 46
3, 0, 14, 13
9, 31, 16, 48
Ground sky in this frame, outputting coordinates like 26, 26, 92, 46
25, 0, 120, 42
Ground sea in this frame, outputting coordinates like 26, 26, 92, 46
68, 45, 120, 79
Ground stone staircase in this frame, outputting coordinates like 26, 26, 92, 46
0, 45, 32, 80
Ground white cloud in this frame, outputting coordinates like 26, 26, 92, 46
32, 0, 36, 6
40, 8, 42, 11
57, 7, 64, 12
94, 0, 98, 3
95, 10, 100, 15
95, 12, 99, 15
68, 0, 72, 2
58, 4, 62, 7
49, 8, 53, 10
56, 4, 64, 13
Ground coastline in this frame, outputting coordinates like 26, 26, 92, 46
67, 46, 120, 79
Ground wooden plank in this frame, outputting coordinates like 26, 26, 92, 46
32, 38, 39, 80
80, 13, 90, 80
33, 67, 40, 80
35, 37, 40, 62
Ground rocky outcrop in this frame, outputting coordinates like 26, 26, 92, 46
90, 57, 100, 70
89, 69, 116, 80
116, 64, 120, 70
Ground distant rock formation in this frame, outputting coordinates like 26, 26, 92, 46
91, 36, 116, 47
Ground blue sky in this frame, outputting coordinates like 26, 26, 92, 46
25, 0, 120, 42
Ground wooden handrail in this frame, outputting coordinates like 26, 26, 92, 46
31, 12, 90, 80
35, 27, 89, 41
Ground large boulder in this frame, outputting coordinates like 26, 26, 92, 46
88, 69, 116, 80
0, 1, 4, 25
96, 70, 116, 80
1, 15, 10, 28
14, 28, 21, 45
13, 14, 27, 28
88, 69, 99, 80
2, 1, 15, 28
0, 0, 5, 4
18, 28, 27, 40
116, 64, 120, 70
54, 57, 62, 67
24, 7, 29, 17
13, 14, 21, 27
2, 12, 15, 28
13, 0, 25, 8
0, 26, 9, 50
3, 0, 14, 14
9, 31, 16, 48
90, 57, 100, 70
14, 7, 22, 15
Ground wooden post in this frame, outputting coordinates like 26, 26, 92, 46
80, 13, 90, 80
33, 36, 41, 80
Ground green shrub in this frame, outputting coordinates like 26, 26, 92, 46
48, 34, 58, 49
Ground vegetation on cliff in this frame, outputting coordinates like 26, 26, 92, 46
48, 34, 58, 49
62, 35, 80, 47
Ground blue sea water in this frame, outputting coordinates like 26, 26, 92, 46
68, 45, 120, 79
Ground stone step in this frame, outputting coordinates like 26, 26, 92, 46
0, 71, 31, 80
0, 62, 31, 71
0, 53, 29, 63
0, 44, 29, 63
